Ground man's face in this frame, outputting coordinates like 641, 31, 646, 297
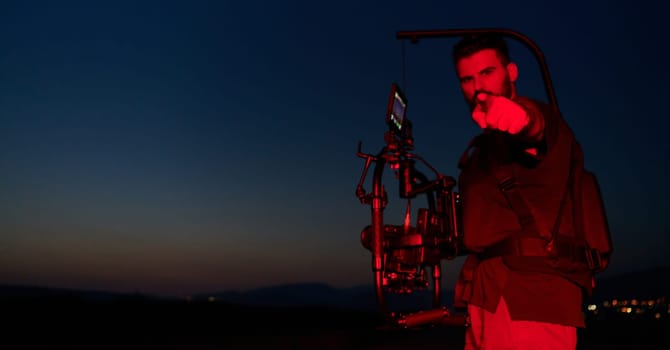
455, 48, 517, 111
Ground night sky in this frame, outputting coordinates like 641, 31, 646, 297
1, 0, 668, 297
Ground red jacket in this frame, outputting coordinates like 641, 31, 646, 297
456, 97, 585, 327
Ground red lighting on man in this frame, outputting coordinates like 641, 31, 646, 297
453, 34, 587, 350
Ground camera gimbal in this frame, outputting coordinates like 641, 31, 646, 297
355, 90, 465, 328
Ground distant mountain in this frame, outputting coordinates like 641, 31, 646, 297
194, 282, 379, 311
0, 284, 165, 303
2, 266, 667, 310
199, 266, 670, 310
195, 282, 456, 313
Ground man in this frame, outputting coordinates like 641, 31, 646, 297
453, 34, 586, 349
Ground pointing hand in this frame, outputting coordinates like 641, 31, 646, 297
472, 93, 530, 134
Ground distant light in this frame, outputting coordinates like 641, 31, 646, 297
625, 307, 633, 314
655, 313, 662, 319
631, 299, 639, 306
208, 296, 216, 302
612, 299, 618, 306
587, 304, 597, 311
602, 301, 610, 308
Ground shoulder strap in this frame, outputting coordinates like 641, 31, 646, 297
493, 145, 574, 242
544, 140, 577, 251
462, 132, 550, 239
463, 131, 574, 242
492, 163, 548, 239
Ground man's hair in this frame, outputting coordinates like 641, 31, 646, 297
452, 33, 511, 66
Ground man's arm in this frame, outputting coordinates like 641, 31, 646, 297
513, 96, 546, 144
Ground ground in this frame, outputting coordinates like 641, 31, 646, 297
2, 298, 668, 349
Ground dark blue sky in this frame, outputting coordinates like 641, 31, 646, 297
1, 0, 668, 297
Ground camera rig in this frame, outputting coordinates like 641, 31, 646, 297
355, 28, 559, 328
356, 81, 465, 329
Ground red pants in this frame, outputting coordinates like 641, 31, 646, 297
465, 298, 577, 350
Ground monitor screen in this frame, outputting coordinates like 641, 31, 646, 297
391, 91, 406, 131
386, 83, 407, 135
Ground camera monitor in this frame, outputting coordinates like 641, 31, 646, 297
386, 82, 408, 137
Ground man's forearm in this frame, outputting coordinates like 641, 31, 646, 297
514, 97, 545, 144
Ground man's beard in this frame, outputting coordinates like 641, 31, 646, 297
466, 76, 513, 111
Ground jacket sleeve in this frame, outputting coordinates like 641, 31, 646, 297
511, 96, 562, 163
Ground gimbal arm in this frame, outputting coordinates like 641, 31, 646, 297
356, 141, 390, 315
